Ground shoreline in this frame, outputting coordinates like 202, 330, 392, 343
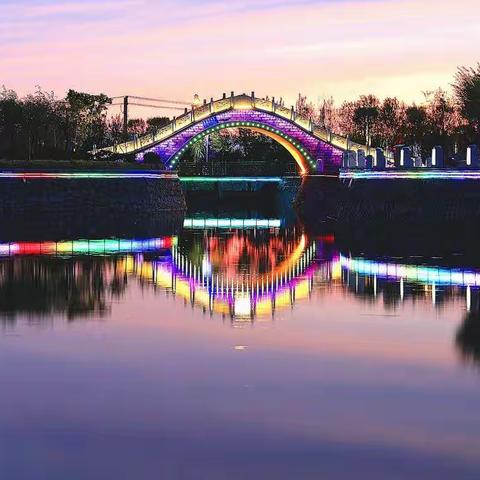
0, 159, 164, 171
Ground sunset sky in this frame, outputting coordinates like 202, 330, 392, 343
2, 0, 480, 112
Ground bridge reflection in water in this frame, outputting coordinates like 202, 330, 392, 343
340, 254, 480, 311
1, 228, 480, 325
128, 231, 318, 321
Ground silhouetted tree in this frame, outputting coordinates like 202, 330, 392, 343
453, 64, 480, 140
456, 310, 480, 368
377, 97, 405, 150
295, 93, 315, 119
404, 105, 428, 156
65, 89, 111, 156
353, 95, 380, 147
106, 114, 123, 145
147, 116, 170, 132
0, 87, 23, 158
127, 118, 147, 136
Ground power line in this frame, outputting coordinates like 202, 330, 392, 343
109, 95, 190, 106
130, 96, 191, 106
111, 102, 186, 111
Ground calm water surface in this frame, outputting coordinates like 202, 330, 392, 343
1, 219, 480, 479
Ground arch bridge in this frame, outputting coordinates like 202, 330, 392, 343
95, 93, 370, 174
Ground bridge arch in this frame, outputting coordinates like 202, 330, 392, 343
170, 120, 313, 175
95, 94, 371, 174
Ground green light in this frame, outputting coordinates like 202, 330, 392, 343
180, 177, 283, 183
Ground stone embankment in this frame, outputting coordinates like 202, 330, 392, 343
0, 169, 186, 240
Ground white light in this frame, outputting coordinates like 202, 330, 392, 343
235, 296, 251, 317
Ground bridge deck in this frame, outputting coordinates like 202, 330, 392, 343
96, 94, 368, 157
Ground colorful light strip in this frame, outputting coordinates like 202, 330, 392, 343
183, 218, 282, 229
170, 121, 316, 172
145, 259, 315, 318
179, 176, 283, 183
0, 172, 176, 180
172, 235, 309, 290
340, 254, 480, 287
0, 237, 177, 256
339, 170, 480, 180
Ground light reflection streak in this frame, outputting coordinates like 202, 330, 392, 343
0, 172, 176, 180
340, 170, 480, 180
183, 218, 282, 229
340, 255, 480, 287
128, 234, 316, 320
1, 231, 479, 322
0, 237, 177, 256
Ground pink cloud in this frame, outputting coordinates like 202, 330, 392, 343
1, 0, 479, 106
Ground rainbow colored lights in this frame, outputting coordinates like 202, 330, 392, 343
0, 172, 175, 180
165, 238, 315, 317
0, 237, 177, 256
183, 218, 282, 229
340, 255, 480, 287
96, 94, 351, 175
339, 170, 480, 180
170, 120, 316, 172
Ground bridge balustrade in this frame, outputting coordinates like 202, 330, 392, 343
193, 104, 211, 121
253, 98, 273, 111
95, 93, 374, 165
213, 98, 233, 113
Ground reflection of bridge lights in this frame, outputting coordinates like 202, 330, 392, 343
0, 237, 177, 257
340, 255, 480, 287
128, 234, 318, 319
183, 218, 282, 229
173, 234, 310, 288
201, 255, 211, 276
234, 295, 252, 317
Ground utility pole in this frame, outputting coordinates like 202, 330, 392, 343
123, 96, 128, 140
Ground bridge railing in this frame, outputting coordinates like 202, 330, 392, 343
253, 98, 272, 111
97, 93, 370, 157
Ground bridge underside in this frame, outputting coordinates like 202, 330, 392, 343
136, 110, 343, 174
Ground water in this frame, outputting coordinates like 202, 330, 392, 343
1, 221, 480, 479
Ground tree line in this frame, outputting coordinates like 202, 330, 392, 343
0, 87, 169, 161
295, 63, 480, 160
1, 63, 479, 162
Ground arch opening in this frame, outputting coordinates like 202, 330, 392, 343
169, 121, 316, 175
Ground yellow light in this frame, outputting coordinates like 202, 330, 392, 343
248, 127, 308, 175
294, 280, 310, 299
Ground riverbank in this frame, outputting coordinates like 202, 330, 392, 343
296, 175, 480, 238
0, 168, 186, 241
0, 160, 160, 171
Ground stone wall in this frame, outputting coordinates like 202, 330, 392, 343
0, 176, 186, 241
297, 176, 480, 236
336, 178, 480, 228
333, 178, 480, 257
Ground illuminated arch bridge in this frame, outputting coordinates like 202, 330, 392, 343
94, 93, 370, 174
129, 234, 318, 319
